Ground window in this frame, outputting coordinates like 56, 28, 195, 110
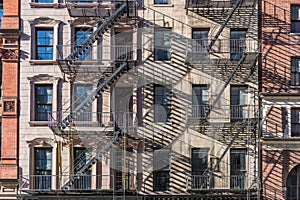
34, 148, 52, 189
291, 5, 300, 33
153, 149, 170, 191
74, 148, 91, 189
230, 86, 247, 121
230, 30, 246, 60
154, 0, 170, 4
291, 58, 300, 86
35, 85, 52, 121
154, 85, 171, 122
291, 108, 300, 137
287, 165, 300, 199
192, 85, 209, 118
36, 28, 53, 60
192, 29, 209, 61
154, 29, 171, 61
74, 84, 92, 121
34, 0, 53, 2
230, 149, 246, 189
112, 147, 133, 190
0, 1, 3, 28
75, 28, 92, 60
191, 148, 209, 189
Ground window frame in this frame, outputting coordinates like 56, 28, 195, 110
73, 147, 91, 189
230, 85, 248, 121
291, 5, 300, 33
192, 85, 209, 119
34, 147, 52, 190
291, 57, 300, 86
154, 0, 170, 5
154, 28, 171, 61
291, 107, 300, 137
74, 27, 93, 60
230, 149, 246, 189
153, 149, 170, 191
35, 28, 54, 60
154, 85, 171, 122
287, 165, 300, 199
191, 28, 209, 60
230, 29, 247, 60
35, 84, 53, 121
33, 0, 54, 2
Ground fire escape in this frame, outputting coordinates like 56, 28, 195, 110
185, 0, 259, 198
44, 0, 138, 193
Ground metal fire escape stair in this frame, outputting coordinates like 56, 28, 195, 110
53, 2, 134, 190
57, 2, 127, 74
61, 123, 123, 190
207, 0, 242, 52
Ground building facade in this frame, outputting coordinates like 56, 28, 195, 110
18, 0, 259, 199
260, 0, 300, 199
0, 0, 20, 199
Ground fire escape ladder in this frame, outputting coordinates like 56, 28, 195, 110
57, 2, 127, 73
204, 52, 247, 120
61, 122, 124, 190
61, 62, 130, 128
210, 120, 249, 174
207, 0, 242, 52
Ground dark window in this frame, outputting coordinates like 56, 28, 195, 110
154, 29, 171, 61
115, 31, 133, 61
75, 28, 92, 60
291, 108, 300, 137
287, 165, 300, 199
192, 29, 209, 61
36, 28, 53, 60
230, 86, 247, 121
154, 0, 170, 4
74, 148, 91, 189
153, 149, 170, 191
112, 147, 133, 190
154, 85, 171, 122
291, 58, 300, 86
230, 149, 246, 189
35, 85, 52, 121
230, 30, 246, 60
291, 5, 300, 33
74, 84, 92, 121
192, 85, 209, 118
34, 148, 52, 189
191, 148, 209, 189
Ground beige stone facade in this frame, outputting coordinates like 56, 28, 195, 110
18, 0, 259, 199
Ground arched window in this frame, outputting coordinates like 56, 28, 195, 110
287, 165, 300, 199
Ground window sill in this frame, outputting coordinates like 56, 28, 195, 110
29, 121, 49, 127
153, 4, 174, 7
290, 85, 300, 89
29, 60, 57, 65
289, 32, 300, 35
30, 3, 66, 8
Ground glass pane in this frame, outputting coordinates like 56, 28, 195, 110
154, 0, 170, 4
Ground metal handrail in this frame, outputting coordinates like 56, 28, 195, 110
49, 111, 138, 128
57, 45, 137, 62
187, 105, 256, 121
186, 174, 247, 190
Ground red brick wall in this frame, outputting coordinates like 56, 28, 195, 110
0, 0, 19, 182
262, 0, 300, 93
262, 150, 300, 200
